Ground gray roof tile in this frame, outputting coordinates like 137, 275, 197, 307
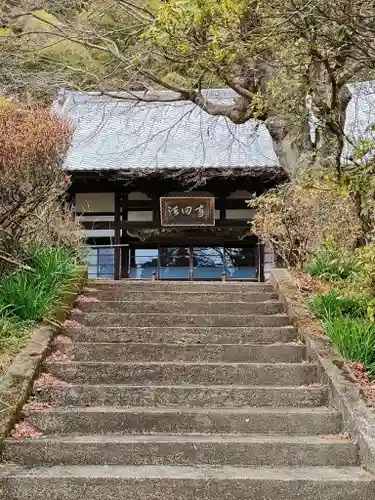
56, 84, 375, 172
57, 89, 279, 172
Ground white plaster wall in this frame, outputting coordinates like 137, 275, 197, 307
226, 209, 255, 220
75, 193, 114, 213
127, 211, 153, 222
128, 192, 152, 200
227, 190, 255, 199
79, 214, 115, 238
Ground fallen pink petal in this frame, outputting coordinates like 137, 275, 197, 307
49, 350, 71, 362
77, 295, 100, 303
10, 422, 43, 439
54, 334, 73, 345
321, 432, 351, 441
62, 319, 84, 329
24, 402, 53, 411
34, 373, 71, 388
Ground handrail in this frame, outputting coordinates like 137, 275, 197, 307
86, 244, 129, 248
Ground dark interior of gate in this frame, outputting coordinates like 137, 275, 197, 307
70, 173, 281, 281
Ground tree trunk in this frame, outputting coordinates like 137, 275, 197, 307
264, 85, 352, 178
265, 117, 315, 177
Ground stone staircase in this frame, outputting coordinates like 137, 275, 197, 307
2, 281, 375, 499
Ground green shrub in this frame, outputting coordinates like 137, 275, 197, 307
309, 290, 368, 321
354, 243, 375, 292
0, 246, 80, 325
307, 245, 359, 282
323, 317, 375, 370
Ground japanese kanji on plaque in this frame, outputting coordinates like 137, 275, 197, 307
160, 197, 215, 227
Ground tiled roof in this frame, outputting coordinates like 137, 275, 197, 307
55, 83, 375, 172
56, 88, 280, 172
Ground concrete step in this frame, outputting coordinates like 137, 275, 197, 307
84, 289, 279, 302
4, 465, 374, 500
61, 342, 305, 363
89, 281, 275, 293
65, 326, 297, 345
4, 434, 358, 467
45, 361, 318, 385
72, 312, 290, 328
76, 300, 284, 315
24, 407, 341, 435
37, 384, 328, 408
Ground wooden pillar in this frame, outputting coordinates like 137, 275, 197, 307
152, 193, 161, 227
218, 196, 226, 222
114, 191, 122, 280
121, 192, 129, 278
257, 241, 265, 282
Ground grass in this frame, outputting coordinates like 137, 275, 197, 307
306, 245, 375, 375
323, 317, 375, 375
309, 289, 375, 375
309, 290, 368, 321
0, 246, 81, 372
306, 246, 359, 282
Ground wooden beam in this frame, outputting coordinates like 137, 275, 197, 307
120, 219, 251, 230
75, 200, 252, 214
83, 218, 252, 231
76, 212, 114, 217
81, 221, 115, 230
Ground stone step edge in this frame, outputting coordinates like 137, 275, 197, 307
64, 325, 296, 331
77, 300, 281, 305
60, 342, 304, 348
73, 312, 289, 318
35, 383, 326, 390
4, 434, 355, 445
24, 406, 337, 414
2, 465, 372, 481
45, 361, 315, 367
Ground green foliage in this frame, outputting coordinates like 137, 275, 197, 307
250, 178, 361, 269
0, 246, 79, 323
354, 243, 375, 292
340, 132, 375, 237
323, 317, 375, 372
309, 289, 375, 374
306, 244, 359, 282
0, 246, 81, 370
310, 290, 368, 321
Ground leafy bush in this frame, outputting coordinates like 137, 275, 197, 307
0, 105, 82, 271
323, 317, 375, 371
0, 246, 82, 372
306, 244, 359, 281
0, 246, 80, 323
250, 177, 361, 269
354, 243, 375, 292
310, 290, 368, 321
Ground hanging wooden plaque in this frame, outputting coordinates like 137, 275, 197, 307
160, 197, 215, 227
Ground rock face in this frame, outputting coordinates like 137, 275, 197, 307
2, 281, 375, 499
